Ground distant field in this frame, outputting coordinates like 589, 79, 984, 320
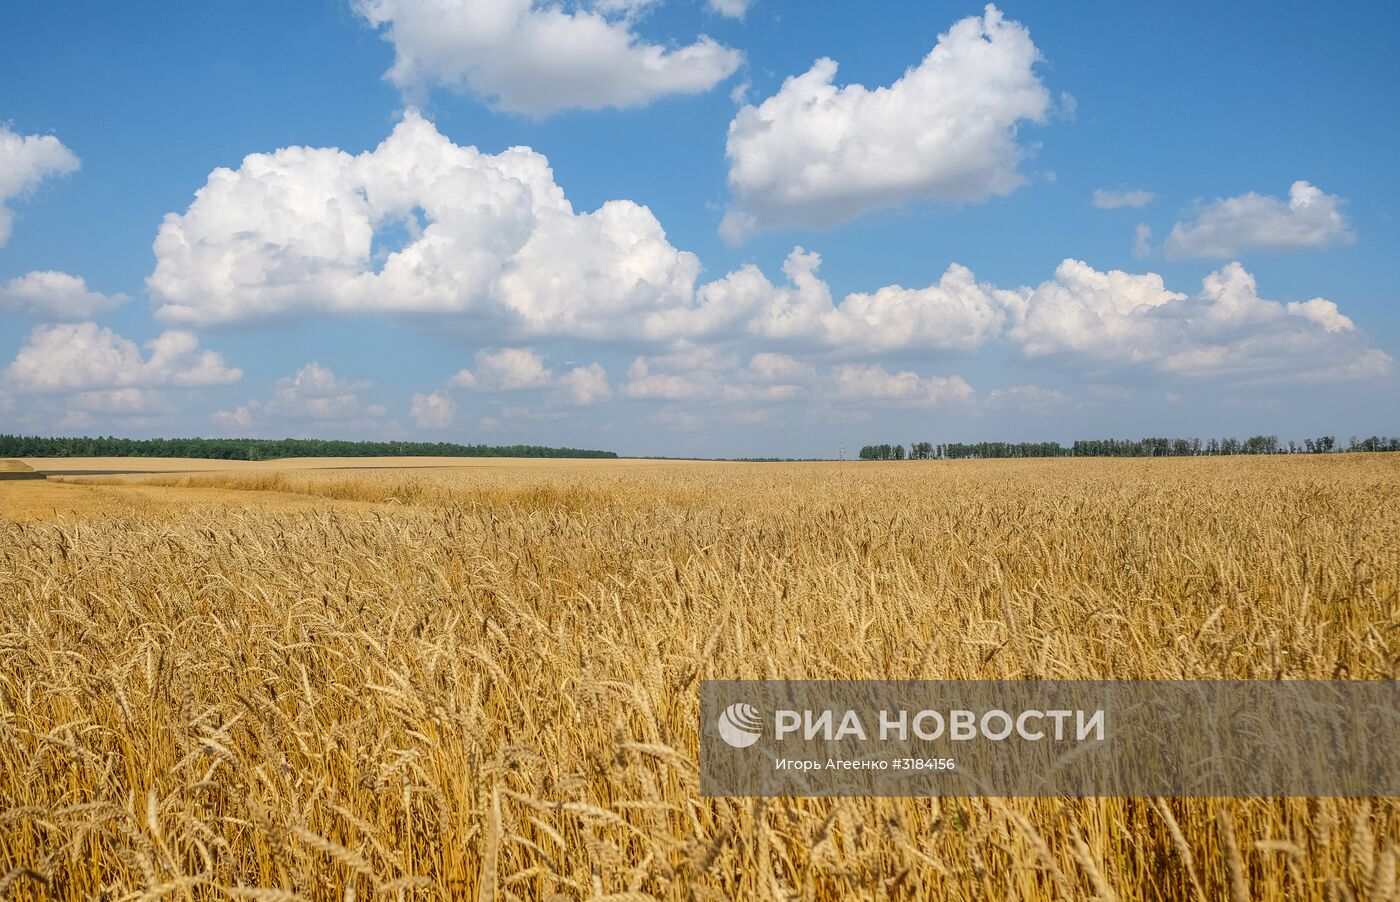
20, 455, 693, 474
1, 455, 1397, 899
4, 456, 705, 521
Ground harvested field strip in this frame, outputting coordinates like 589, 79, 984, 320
0, 459, 44, 481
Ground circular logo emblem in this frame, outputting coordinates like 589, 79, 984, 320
717, 702, 763, 748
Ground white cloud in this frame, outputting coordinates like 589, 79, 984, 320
624, 352, 961, 414
70, 388, 168, 415
653, 247, 1015, 352
143, 114, 1387, 394
1164, 180, 1354, 259
1297, 349, 1393, 383
724, 383, 801, 402
1009, 260, 1184, 359
1195, 262, 1308, 330
452, 348, 553, 391
624, 352, 1080, 422
591, 0, 661, 15
1006, 259, 1388, 382
213, 362, 390, 432
646, 405, 779, 432
820, 262, 1011, 352
0, 126, 80, 248
410, 390, 457, 428
1286, 297, 1353, 334
5, 323, 241, 393
622, 345, 811, 403
655, 247, 832, 341
267, 363, 385, 419
747, 352, 813, 382
1092, 188, 1155, 209
708, 0, 753, 18
211, 405, 255, 432
352, 0, 742, 115
721, 5, 1052, 237
499, 404, 566, 422
149, 111, 702, 335
559, 363, 612, 405
985, 384, 1067, 412
832, 364, 975, 408
623, 351, 726, 400
440, 348, 612, 411
646, 409, 705, 432
0, 271, 128, 320
1132, 223, 1153, 259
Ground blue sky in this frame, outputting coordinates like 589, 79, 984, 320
1, 0, 1396, 457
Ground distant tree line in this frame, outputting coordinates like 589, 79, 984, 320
0, 435, 618, 461
859, 435, 1400, 461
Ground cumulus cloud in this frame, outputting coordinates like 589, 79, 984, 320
149, 111, 701, 334
1132, 223, 1153, 259
1297, 349, 1394, 384
708, 0, 753, 18
266, 363, 385, 419
648, 247, 831, 341
655, 247, 1015, 352
208, 405, 250, 432
622, 345, 812, 403
624, 355, 1126, 427
1008, 260, 1184, 359
1286, 297, 1353, 334
832, 365, 975, 408
352, 0, 741, 115
985, 384, 1068, 412
1092, 188, 1155, 209
1164, 180, 1354, 259
69, 388, 169, 415
213, 362, 389, 433
410, 390, 456, 428
721, 5, 1052, 238
645, 405, 781, 431
747, 352, 813, 383
622, 347, 976, 411
0, 126, 80, 247
1005, 260, 1388, 382
623, 347, 732, 400
559, 363, 612, 405
0, 271, 128, 320
452, 348, 553, 391
439, 348, 612, 408
144, 114, 1387, 395
820, 262, 1013, 352
5, 323, 241, 393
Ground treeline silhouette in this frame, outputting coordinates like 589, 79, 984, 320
859, 435, 1400, 461
0, 435, 618, 461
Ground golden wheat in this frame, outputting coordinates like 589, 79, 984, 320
0, 454, 1397, 899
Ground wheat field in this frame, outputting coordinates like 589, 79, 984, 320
1, 454, 1397, 900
